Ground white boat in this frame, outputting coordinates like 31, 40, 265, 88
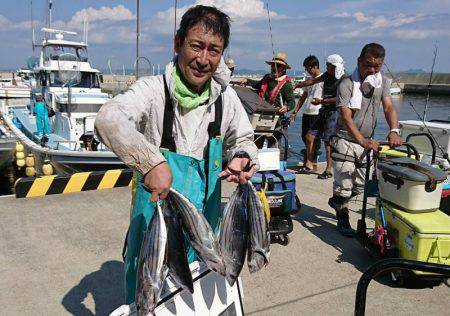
3, 27, 125, 175
390, 87, 402, 95
0, 74, 31, 98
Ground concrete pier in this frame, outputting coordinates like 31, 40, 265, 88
0, 166, 448, 315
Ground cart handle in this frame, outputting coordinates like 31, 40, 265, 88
354, 259, 450, 316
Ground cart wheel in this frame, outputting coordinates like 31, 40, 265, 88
279, 234, 290, 246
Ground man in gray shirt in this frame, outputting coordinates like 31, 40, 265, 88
329, 43, 401, 236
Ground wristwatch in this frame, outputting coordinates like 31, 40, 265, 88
389, 128, 401, 135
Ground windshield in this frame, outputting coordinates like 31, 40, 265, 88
44, 45, 88, 62
48, 72, 100, 88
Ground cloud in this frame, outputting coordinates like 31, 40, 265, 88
336, 11, 422, 29
69, 5, 135, 26
393, 28, 450, 39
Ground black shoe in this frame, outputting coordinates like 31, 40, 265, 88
318, 170, 333, 179
337, 209, 356, 237
328, 195, 347, 213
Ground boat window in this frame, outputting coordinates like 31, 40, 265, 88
44, 45, 88, 61
48, 72, 100, 88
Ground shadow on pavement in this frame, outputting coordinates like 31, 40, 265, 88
292, 202, 373, 274
62, 260, 125, 316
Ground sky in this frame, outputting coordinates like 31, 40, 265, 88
1, 0, 450, 73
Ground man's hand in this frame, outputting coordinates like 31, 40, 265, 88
360, 138, 380, 151
311, 98, 321, 105
218, 157, 255, 185
239, 78, 248, 86
143, 162, 173, 202
387, 131, 402, 148
279, 105, 288, 114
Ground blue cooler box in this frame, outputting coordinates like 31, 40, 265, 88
251, 170, 298, 211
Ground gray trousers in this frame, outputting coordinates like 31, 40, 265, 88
331, 137, 370, 198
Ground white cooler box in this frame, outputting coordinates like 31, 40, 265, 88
376, 157, 447, 212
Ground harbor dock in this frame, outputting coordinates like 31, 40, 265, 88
1, 166, 448, 315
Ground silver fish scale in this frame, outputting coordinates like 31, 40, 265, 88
247, 181, 270, 273
219, 186, 248, 285
135, 202, 168, 316
168, 188, 225, 275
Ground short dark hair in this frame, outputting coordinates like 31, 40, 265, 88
360, 43, 385, 59
303, 55, 319, 68
176, 5, 231, 50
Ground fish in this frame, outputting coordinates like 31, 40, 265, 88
219, 185, 249, 286
168, 188, 225, 276
247, 181, 270, 273
164, 202, 194, 293
135, 202, 168, 316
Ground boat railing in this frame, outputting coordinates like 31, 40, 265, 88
55, 140, 80, 151
55, 139, 110, 152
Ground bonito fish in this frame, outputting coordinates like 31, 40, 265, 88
247, 181, 270, 273
164, 202, 194, 293
135, 202, 168, 316
219, 185, 248, 286
168, 188, 225, 276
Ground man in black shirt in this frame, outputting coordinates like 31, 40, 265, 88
295, 54, 345, 179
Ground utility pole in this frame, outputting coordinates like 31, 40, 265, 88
136, 0, 140, 79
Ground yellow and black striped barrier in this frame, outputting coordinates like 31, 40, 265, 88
15, 169, 133, 198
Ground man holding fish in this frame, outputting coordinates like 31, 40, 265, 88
95, 5, 258, 307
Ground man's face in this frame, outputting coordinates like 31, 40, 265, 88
305, 65, 319, 77
358, 54, 384, 80
271, 63, 287, 77
175, 24, 224, 92
326, 63, 335, 76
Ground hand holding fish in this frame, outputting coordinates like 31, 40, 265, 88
144, 162, 173, 202
219, 157, 255, 185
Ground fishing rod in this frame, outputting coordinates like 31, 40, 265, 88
265, 1, 283, 106
383, 60, 450, 164
423, 44, 438, 122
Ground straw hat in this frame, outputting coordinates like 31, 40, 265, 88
266, 53, 291, 69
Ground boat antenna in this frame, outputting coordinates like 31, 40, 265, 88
383, 60, 450, 164
31, 0, 34, 51
422, 44, 438, 122
48, 0, 52, 28
173, 0, 178, 58
136, 0, 140, 79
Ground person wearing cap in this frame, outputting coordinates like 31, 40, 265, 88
328, 43, 401, 236
34, 93, 51, 136
295, 54, 345, 179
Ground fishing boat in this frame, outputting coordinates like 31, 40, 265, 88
0, 74, 31, 98
2, 26, 125, 175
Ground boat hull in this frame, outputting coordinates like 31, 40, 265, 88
0, 139, 15, 170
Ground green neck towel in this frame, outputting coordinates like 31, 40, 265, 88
173, 64, 210, 110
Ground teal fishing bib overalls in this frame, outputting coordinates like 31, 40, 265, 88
124, 77, 223, 304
